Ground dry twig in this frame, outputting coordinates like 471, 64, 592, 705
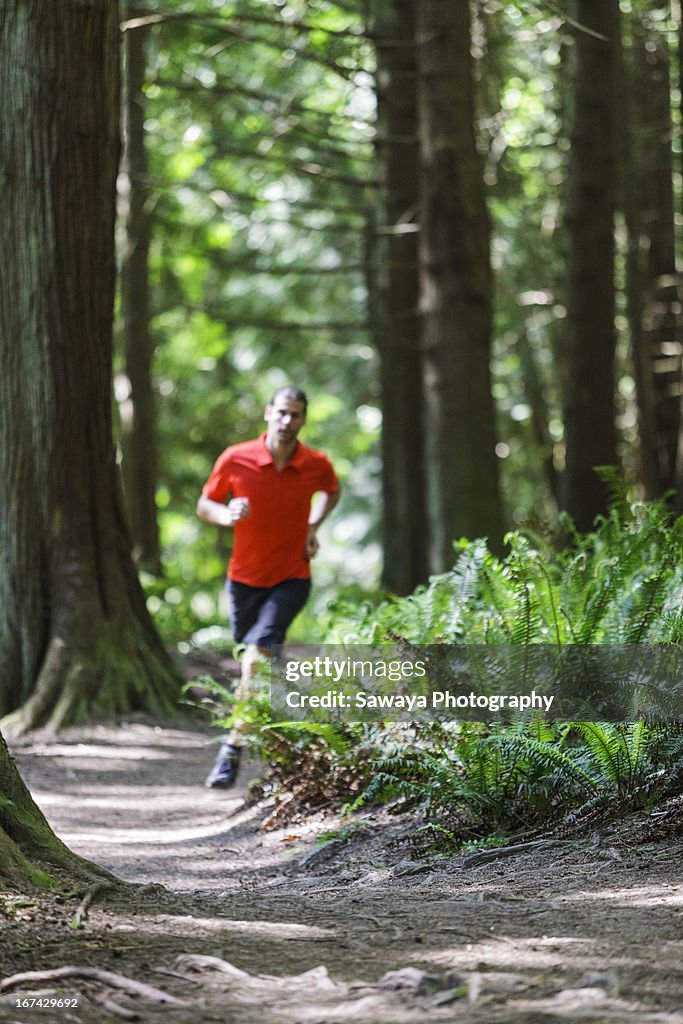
73, 881, 113, 927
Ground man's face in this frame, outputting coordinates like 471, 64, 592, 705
264, 395, 306, 446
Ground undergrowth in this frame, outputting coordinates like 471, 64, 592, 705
196, 499, 683, 842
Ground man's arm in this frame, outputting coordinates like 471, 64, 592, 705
305, 488, 341, 559
196, 494, 250, 528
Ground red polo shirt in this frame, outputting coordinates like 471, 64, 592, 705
202, 434, 339, 587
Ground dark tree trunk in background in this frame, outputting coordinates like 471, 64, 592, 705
623, 3, 680, 502
562, 0, 620, 531
674, 5, 683, 504
639, 7, 679, 500
372, 0, 429, 594
120, 13, 162, 573
0, 0, 180, 734
622, 21, 657, 500
518, 330, 561, 508
416, 0, 503, 572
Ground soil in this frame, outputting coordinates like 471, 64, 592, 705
2, 719, 683, 1024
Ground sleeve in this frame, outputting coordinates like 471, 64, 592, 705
202, 449, 233, 503
317, 453, 340, 493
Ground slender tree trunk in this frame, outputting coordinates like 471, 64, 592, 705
416, 0, 503, 572
673, 4, 683, 505
621, 20, 658, 500
372, 0, 428, 594
0, 0, 180, 733
641, 7, 679, 499
119, 12, 162, 573
562, 0, 620, 531
518, 331, 561, 507
623, 3, 680, 502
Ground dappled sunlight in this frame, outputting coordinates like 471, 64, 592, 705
417, 934, 601, 974
8, 723, 683, 1021
29, 788, 234, 811
59, 815, 244, 845
5, 0, 683, 1015
109, 914, 336, 942
17, 743, 175, 761
561, 884, 683, 907
413, 932, 683, 993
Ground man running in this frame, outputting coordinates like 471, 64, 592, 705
197, 385, 340, 788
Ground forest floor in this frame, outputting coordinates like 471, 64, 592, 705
3, 719, 683, 1024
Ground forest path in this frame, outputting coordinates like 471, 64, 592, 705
5, 722, 683, 1024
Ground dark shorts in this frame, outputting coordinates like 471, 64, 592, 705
227, 578, 311, 650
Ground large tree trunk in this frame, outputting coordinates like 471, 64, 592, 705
372, 0, 429, 594
416, 0, 503, 572
119, 11, 162, 574
0, 0, 180, 733
0, 733, 110, 886
562, 0, 620, 531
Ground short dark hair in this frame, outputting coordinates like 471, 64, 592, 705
269, 386, 308, 413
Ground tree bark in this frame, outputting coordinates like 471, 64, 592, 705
0, 0, 180, 733
517, 330, 561, 508
623, 3, 680, 502
119, 10, 163, 573
562, 0, 621, 531
371, 0, 429, 594
673, 3, 683, 505
0, 733, 110, 886
621, 22, 658, 500
416, 0, 503, 572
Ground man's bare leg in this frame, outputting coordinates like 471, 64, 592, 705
205, 644, 269, 789
226, 643, 269, 745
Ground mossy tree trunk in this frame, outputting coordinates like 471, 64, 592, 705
0, 0, 180, 734
0, 733, 110, 887
119, 10, 163, 574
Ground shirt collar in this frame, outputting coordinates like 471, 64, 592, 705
257, 433, 304, 469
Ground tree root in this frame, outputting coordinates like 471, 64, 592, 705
0, 966, 189, 1006
72, 881, 114, 927
93, 994, 141, 1020
461, 838, 576, 868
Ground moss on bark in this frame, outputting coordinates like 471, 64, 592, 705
0, 2, 182, 734
0, 734, 112, 887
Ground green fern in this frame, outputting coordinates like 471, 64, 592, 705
571, 722, 653, 795
200, 499, 683, 834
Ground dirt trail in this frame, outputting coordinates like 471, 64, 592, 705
4, 721, 683, 1023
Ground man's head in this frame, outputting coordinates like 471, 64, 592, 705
264, 386, 307, 449
268, 386, 308, 414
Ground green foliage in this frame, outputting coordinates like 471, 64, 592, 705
360, 721, 592, 836
569, 721, 681, 797
328, 498, 683, 646
143, 572, 227, 648
122, 0, 683, 840
27, 868, 58, 890
115, 0, 384, 627
358, 717, 683, 844
117, 0, 683, 622
186, 501, 683, 842
319, 502, 683, 840
192, 670, 378, 813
